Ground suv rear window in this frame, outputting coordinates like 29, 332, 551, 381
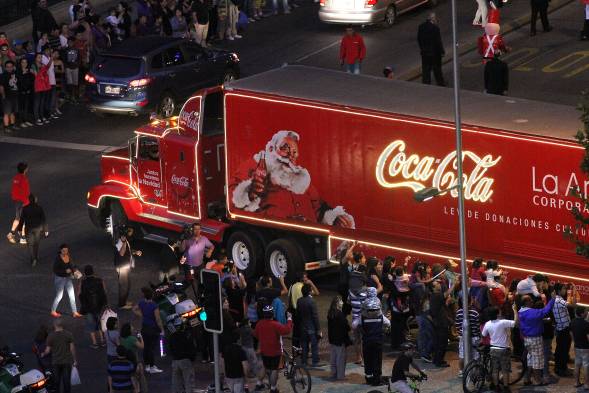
94, 56, 142, 77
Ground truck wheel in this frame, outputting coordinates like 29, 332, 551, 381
108, 200, 128, 241
227, 231, 262, 280
265, 239, 304, 284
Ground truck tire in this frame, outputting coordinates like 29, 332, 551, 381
109, 200, 128, 241
227, 230, 262, 280
265, 238, 304, 285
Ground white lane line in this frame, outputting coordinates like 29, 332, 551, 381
0, 136, 118, 153
295, 40, 341, 62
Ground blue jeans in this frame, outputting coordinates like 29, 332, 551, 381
416, 315, 433, 358
300, 329, 319, 365
344, 62, 361, 74
52, 276, 77, 313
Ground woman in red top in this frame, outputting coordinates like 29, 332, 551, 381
31, 53, 52, 125
7, 162, 29, 244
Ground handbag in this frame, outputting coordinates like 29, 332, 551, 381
70, 365, 81, 385
100, 308, 117, 333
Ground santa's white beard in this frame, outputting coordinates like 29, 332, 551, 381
264, 150, 311, 195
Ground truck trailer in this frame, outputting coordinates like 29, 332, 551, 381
87, 66, 589, 299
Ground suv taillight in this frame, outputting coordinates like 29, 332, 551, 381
365, 0, 377, 7
319, 0, 325, 5
84, 73, 96, 84
129, 77, 152, 88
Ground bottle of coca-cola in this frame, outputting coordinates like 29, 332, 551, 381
249, 151, 267, 201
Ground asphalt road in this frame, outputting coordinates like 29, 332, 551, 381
0, 0, 585, 392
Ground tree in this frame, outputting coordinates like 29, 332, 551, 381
567, 91, 589, 257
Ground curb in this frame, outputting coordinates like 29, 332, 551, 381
397, 0, 575, 81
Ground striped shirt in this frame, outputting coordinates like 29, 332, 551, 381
455, 308, 482, 338
349, 290, 367, 325
553, 295, 571, 331
108, 358, 136, 391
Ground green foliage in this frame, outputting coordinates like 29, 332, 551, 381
567, 91, 589, 256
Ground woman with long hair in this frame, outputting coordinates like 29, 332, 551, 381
327, 296, 350, 380
365, 257, 383, 295
51, 244, 81, 318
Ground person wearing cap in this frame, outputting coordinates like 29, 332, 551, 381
253, 305, 292, 393
353, 287, 390, 386
389, 343, 426, 393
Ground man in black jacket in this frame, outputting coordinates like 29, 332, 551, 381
297, 284, 323, 367
417, 13, 446, 86
484, 51, 509, 95
17, 194, 47, 266
168, 318, 197, 393
530, 0, 552, 36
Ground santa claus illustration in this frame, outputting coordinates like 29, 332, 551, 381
230, 130, 355, 228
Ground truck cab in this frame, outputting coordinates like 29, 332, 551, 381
88, 87, 229, 245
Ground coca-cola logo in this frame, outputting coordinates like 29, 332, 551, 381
171, 174, 189, 188
179, 109, 199, 132
375, 140, 501, 203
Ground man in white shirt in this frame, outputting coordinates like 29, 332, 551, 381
482, 306, 518, 390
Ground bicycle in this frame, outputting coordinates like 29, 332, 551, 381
462, 345, 527, 393
282, 345, 312, 393
366, 374, 427, 393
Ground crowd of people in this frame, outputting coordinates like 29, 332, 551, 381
0, 0, 301, 133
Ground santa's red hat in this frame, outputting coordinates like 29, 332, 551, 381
487, 8, 500, 25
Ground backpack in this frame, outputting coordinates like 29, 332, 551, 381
80, 277, 106, 314
256, 296, 271, 320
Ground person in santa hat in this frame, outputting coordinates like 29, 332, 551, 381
477, 8, 509, 63
230, 130, 355, 229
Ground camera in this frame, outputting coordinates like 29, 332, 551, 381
178, 224, 194, 242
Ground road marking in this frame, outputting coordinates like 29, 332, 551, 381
295, 40, 341, 62
0, 136, 118, 152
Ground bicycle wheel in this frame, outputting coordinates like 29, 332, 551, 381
290, 365, 312, 393
509, 352, 527, 385
463, 361, 487, 393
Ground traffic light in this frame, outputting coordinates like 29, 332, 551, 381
200, 269, 223, 333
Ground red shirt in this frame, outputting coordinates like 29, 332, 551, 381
11, 173, 29, 205
339, 33, 366, 65
253, 319, 292, 357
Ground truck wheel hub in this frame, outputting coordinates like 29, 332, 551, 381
232, 241, 250, 270
269, 250, 288, 277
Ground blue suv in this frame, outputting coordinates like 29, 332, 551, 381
85, 36, 239, 117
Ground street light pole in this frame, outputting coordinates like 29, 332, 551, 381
449, 0, 471, 367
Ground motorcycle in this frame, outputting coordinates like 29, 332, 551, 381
0, 352, 51, 393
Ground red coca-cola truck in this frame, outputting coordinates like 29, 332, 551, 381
87, 66, 589, 299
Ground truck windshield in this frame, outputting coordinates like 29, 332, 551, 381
94, 56, 142, 78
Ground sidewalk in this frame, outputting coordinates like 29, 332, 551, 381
0, 0, 121, 42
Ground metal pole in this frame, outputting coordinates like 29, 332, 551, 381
213, 332, 220, 393
450, 0, 471, 367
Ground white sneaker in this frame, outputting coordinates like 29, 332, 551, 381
227, 36, 235, 40
55, 108, 62, 115
234, 34, 243, 39
150, 366, 163, 373
144, 365, 152, 373
19, 238, 27, 245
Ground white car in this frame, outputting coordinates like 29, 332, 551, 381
318, 0, 438, 26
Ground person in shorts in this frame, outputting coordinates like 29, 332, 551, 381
1, 60, 19, 132
253, 305, 292, 393
389, 342, 426, 393
63, 37, 80, 102
572, 306, 589, 390
482, 306, 517, 390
